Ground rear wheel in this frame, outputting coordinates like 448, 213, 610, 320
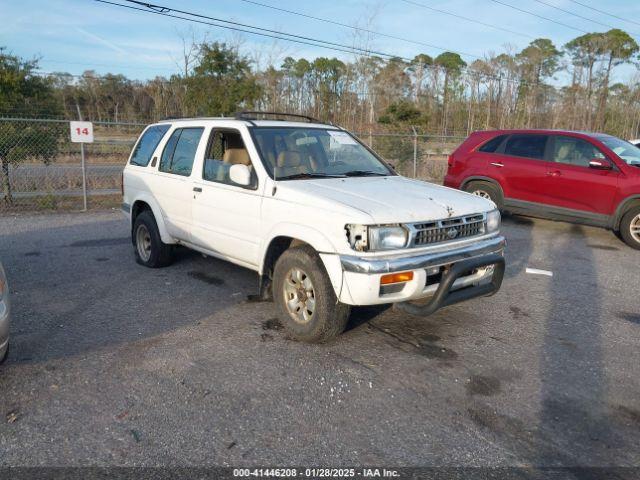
464, 181, 503, 210
619, 206, 640, 250
133, 210, 173, 267
273, 246, 350, 343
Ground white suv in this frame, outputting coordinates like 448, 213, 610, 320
122, 112, 505, 342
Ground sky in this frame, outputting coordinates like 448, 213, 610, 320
1, 0, 640, 82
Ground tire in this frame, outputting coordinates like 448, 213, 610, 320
0, 343, 8, 365
273, 246, 350, 343
132, 210, 173, 267
464, 181, 503, 210
619, 206, 640, 250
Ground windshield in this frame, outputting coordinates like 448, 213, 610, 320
599, 136, 640, 166
251, 127, 393, 179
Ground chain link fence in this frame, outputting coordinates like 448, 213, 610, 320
358, 132, 466, 182
0, 117, 144, 213
0, 117, 466, 213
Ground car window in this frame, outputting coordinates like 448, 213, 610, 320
251, 127, 392, 179
552, 136, 605, 167
159, 127, 204, 176
478, 134, 507, 153
599, 136, 640, 166
504, 135, 548, 160
202, 129, 256, 187
130, 124, 170, 166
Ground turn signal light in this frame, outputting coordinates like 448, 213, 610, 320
380, 271, 414, 285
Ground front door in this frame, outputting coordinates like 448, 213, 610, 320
543, 135, 619, 217
190, 128, 263, 268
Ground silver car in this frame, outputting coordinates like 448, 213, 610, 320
0, 262, 9, 363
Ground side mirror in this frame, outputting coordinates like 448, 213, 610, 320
229, 164, 251, 186
589, 159, 612, 170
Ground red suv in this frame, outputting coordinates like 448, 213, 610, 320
444, 129, 640, 249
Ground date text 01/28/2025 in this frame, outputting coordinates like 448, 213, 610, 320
232, 468, 400, 477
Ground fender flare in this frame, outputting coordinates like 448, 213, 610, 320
260, 224, 344, 297
460, 176, 505, 207
130, 194, 175, 245
260, 223, 339, 274
460, 176, 504, 194
613, 194, 640, 230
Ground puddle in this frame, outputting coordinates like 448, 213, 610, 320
69, 237, 129, 247
262, 318, 283, 331
188, 271, 225, 286
588, 244, 619, 251
618, 312, 640, 325
466, 375, 501, 396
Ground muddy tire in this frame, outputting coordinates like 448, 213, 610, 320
273, 246, 350, 343
464, 181, 503, 210
619, 206, 640, 250
133, 210, 173, 267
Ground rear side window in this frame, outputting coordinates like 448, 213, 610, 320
504, 135, 548, 160
129, 125, 170, 166
159, 127, 204, 176
478, 134, 507, 153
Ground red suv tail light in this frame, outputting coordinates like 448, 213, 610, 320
447, 154, 454, 167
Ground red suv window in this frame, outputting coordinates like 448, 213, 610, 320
478, 134, 508, 153
503, 135, 548, 160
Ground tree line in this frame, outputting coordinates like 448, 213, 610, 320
2, 27, 640, 139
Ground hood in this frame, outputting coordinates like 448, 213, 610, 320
275, 176, 495, 224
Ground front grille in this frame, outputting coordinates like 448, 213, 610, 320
411, 214, 485, 246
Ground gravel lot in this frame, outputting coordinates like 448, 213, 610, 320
0, 210, 638, 471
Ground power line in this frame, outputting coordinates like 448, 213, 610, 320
237, 0, 534, 50
532, 0, 640, 37
95, 0, 538, 87
399, 0, 535, 39
119, 0, 481, 60
567, 0, 640, 29
95, 0, 410, 60
486, 0, 589, 35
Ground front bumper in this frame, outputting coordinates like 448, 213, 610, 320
336, 235, 505, 311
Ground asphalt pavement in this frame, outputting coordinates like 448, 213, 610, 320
0, 210, 638, 472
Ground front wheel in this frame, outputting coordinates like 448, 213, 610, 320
619, 206, 640, 250
273, 246, 350, 343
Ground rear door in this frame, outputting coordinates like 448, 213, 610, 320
490, 134, 551, 204
543, 135, 619, 216
151, 126, 205, 241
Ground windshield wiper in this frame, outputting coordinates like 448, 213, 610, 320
277, 172, 344, 180
341, 170, 388, 177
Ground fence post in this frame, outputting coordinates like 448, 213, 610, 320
411, 126, 418, 178
80, 142, 88, 211
75, 105, 88, 211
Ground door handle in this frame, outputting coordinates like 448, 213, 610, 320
193, 187, 202, 192
547, 170, 561, 177
490, 162, 504, 168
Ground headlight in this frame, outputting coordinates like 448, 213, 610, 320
486, 209, 501, 233
368, 225, 408, 251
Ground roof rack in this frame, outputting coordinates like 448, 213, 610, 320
234, 111, 324, 124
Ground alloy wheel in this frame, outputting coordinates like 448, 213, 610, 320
283, 267, 316, 324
